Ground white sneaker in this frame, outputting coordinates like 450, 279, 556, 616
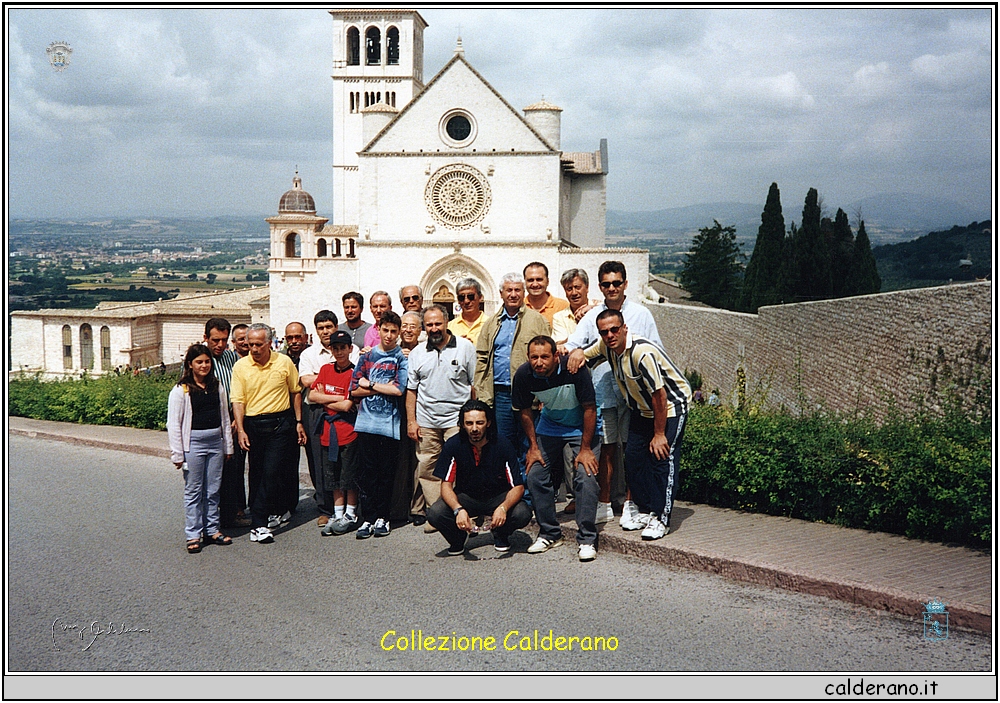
527, 536, 564, 554
578, 544, 597, 561
641, 515, 667, 540
595, 502, 614, 524
250, 527, 274, 543
620, 501, 650, 531
267, 514, 281, 529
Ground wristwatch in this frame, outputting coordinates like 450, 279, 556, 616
453, 506, 465, 516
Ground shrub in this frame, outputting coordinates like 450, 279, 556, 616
9, 372, 177, 430
681, 398, 991, 547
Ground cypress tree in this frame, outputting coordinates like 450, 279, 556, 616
740, 182, 786, 312
789, 188, 830, 301
828, 208, 855, 297
850, 220, 881, 295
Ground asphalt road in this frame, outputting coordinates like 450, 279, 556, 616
7, 436, 991, 674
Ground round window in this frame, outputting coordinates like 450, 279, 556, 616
439, 110, 477, 147
445, 114, 472, 142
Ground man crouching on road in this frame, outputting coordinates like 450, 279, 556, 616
426, 400, 533, 555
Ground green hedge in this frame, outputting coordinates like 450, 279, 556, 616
9, 372, 177, 430
681, 400, 991, 547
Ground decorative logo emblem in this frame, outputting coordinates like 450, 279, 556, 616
922, 599, 948, 641
425, 164, 491, 230
46, 41, 72, 72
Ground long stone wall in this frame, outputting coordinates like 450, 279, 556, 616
649, 281, 992, 419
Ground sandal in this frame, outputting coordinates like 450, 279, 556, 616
186, 538, 202, 554
206, 533, 232, 546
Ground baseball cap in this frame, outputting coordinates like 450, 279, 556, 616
329, 330, 353, 347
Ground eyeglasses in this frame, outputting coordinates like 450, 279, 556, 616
598, 325, 623, 337
457, 293, 478, 302
401, 295, 421, 303
599, 279, 625, 289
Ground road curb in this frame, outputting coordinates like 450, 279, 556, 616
559, 522, 990, 634
9, 427, 172, 459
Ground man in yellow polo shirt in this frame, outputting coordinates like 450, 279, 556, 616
231, 323, 308, 544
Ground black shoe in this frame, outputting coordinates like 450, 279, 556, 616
410, 514, 426, 526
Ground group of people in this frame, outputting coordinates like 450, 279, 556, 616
166, 260, 692, 562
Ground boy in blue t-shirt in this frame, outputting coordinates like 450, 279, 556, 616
350, 311, 408, 539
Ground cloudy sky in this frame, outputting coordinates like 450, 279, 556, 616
7, 6, 993, 219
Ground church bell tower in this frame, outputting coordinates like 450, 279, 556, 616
330, 9, 428, 225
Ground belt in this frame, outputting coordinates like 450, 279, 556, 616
493, 384, 511, 392
245, 409, 293, 421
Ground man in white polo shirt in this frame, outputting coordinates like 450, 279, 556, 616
406, 304, 477, 529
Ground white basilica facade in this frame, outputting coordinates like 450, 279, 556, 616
267, 8, 647, 333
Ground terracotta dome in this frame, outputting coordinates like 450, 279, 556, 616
278, 173, 316, 213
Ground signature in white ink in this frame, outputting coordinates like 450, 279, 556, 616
52, 618, 151, 651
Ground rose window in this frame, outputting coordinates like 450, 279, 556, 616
424, 164, 491, 230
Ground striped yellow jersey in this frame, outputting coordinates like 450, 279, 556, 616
584, 334, 691, 418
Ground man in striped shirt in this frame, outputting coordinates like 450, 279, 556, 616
569, 309, 691, 540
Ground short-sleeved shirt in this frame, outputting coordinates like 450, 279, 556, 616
230, 351, 302, 417
448, 312, 485, 347
511, 356, 597, 438
311, 362, 358, 447
526, 293, 569, 327
565, 297, 662, 408
298, 343, 361, 400
350, 344, 408, 439
339, 321, 371, 350
584, 333, 692, 419
211, 349, 239, 397
406, 334, 476, 429
363, 325, 382, 350
434, 434, 522, 501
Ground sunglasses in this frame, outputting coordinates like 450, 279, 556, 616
598, 324, 623, 337
457, 293, 478, 302
599, 279, 625, 289
401, 295, 421, 303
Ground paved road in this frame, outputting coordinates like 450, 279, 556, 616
7, 436, 991, 673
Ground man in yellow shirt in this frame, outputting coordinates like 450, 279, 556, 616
231, 323, 308, 544
447, 277, 487, 346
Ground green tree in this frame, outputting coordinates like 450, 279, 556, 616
787, 188, 830, 302
739, 182, 786, 312
680, 220, 743, 309
828, 208, 855, 297
206, 273, 217, 284
847, 221, 881, 295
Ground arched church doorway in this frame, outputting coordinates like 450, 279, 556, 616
430, 285, 456, 321
419, 253, 497, 320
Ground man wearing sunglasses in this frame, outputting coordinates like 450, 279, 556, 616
575, 309, 691, 541
399, 285, 425, 313
448, 278, 486, 346
564, 261, 662, 530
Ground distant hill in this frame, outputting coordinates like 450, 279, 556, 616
873, 221, 992, 291
609, 193, 989, 247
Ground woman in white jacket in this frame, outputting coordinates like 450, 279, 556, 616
167, 343, 234, 553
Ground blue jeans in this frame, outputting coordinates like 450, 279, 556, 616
183, 427, 225, 539
492, 387, 530, 504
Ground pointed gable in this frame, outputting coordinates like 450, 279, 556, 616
363, 54, 557, 154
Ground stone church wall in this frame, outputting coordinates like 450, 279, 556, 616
649, 281, 991, 419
